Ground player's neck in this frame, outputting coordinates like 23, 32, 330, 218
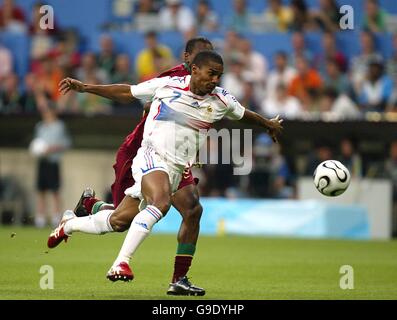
189, 81, 207, 96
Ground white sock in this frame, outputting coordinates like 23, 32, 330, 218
112, 205, 163, 266
64, 210, 114, 235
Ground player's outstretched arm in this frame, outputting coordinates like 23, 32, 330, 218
59, 77, 135, 104
240, 109, 283, 143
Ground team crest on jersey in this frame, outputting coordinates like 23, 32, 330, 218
205, 105, 213, 113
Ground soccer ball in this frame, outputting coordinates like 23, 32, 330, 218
313, 160, 351, 197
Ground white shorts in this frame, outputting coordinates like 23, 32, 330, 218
124, 146, 182, 200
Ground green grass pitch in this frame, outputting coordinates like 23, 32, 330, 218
1, 226, 396, 300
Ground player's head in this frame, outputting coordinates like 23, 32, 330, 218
184, 37, 213, 67
190, 50, 223, 96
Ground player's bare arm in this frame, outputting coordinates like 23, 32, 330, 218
59, 77, 135, 104
240, 109, 284, 143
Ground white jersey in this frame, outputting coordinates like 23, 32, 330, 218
130, 75, 245, 170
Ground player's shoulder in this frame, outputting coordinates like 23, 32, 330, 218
158, 64, 189, 78
212, 87, 239, 104
164, 74, 191, 88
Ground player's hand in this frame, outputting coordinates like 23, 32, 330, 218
266, 115, 283, 143
59, 77, 85, 95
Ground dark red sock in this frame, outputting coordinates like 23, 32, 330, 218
82, 197, 101, 214
172, 256, 193, 283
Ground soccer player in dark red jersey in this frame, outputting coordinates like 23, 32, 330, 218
71, 38, 213, 295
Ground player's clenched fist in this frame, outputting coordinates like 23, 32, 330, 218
59, 77, 85, 95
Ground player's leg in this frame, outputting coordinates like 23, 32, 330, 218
171, 184, 202, 277
168, 182, 205, 296
107, 170, 172, 281
47, 195, 141, 248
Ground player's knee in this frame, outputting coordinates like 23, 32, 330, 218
149, 195, 171, 215
109, 214, 130, 232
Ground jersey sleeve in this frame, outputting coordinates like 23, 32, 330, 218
223, 90, 246, 120
130, 77, 170, 100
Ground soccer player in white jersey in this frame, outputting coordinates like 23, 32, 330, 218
49, 51, 283, 295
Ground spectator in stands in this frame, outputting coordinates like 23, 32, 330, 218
238, 37, 268, 87
261, 82, 303, 120
0, 0, 26, 32
338, 138, 363, 178
0, 73, 20, 114
350, 31, 382, 97
132, 0, 160, 32
358, 57, 394, 113
362, 0, 387, 33
288, 56, 323, 108
221, 54, 253, 101
288, 0, 310, 31
267, 51, 297, 99
263, 0, 293, 32
305, 143, 333, 176
76, 52, 109, 84
31, 98, 71, 228
226, 0, 250, 33
36, 54, 64, 102
97, 35, 117, 78
269, 143, 294, 199
74, 75, 112, 115
196, 0, 219, 32
0, 40, 13, 82
239, 80, 260, 112
135, 31, 174, 82
159, 0, 196, 35
310, 0, 342, 32
222, 30, 242, 67
111, 54, 134, 84
291, 31, 313, 66
323, 58, 351, 96
315, 31, 347, 74
110, 54, 139, 114
20, 73, 39, 114
49, 31, 81, 75
318, 87, 360, 120
248, 134, 293, 198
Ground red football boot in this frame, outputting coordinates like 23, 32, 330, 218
47, 210, 75, 248
106, 262, 134, 282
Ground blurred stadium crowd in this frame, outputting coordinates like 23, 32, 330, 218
0, 0, 396, 206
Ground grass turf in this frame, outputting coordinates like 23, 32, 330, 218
0, 227, 396, 300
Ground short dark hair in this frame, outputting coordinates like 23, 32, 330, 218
191, 50, 223, 67
185, 37, 213, 54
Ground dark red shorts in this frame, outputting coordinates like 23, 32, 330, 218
110, 116, 198, 207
